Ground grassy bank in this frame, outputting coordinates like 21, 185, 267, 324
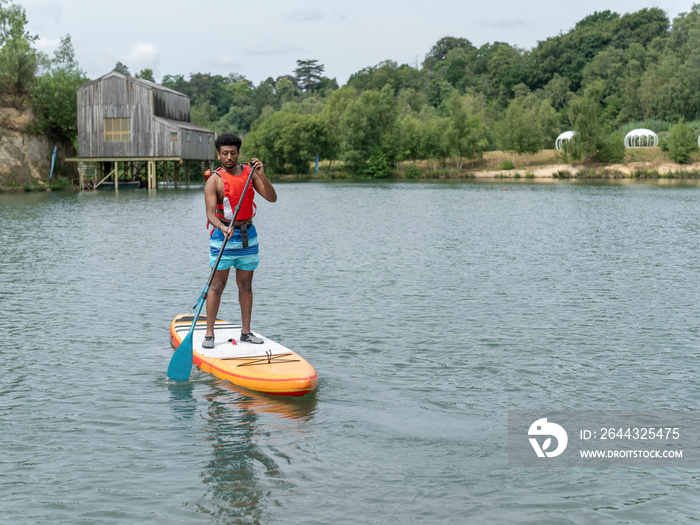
274, 147, 700, 181
0, 174, 75, 192
4, 147, 700, 191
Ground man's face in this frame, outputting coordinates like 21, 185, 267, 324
217, 145, 239, 170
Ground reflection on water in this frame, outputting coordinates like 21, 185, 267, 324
167, 381, 198, 421
169, 378, 317, 523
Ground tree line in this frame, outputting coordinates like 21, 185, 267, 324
2, 1, 700, 175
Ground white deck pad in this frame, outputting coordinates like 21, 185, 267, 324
173, 320, 290, 359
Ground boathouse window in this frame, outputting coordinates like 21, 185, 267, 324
170, 132, 178, 141
198, 135, 202, 143
103, 117, 131, 142
186, 133, 190, 141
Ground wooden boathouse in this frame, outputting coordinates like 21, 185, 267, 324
68, 71, 215, 189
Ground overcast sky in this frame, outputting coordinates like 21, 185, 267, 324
21, 0, 694, 86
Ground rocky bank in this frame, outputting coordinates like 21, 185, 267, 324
0, 106, 76, 190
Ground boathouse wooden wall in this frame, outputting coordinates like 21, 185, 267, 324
77, 72, 215, 160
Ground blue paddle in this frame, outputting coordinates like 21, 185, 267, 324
49, 145, 57, 182
168, 163, 256, 381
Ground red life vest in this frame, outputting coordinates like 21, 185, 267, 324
210, 165, 256, 234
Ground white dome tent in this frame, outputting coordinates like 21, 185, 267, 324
624, 129, 658, 148
555, 131, 577, 151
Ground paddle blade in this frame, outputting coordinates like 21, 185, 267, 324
168, 332, 194, 381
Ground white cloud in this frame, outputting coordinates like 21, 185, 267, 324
34, 37, 61, 54
330, 9, 348, 21
23, 0, 62, 26
126, 41, 161, 71
483, 17, 527, 29
243, 40, 300, 56
287, 7, 326, 23
285, 7, 348, 23
208, 55, 241, 70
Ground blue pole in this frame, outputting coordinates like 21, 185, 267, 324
315, 152, 319, 172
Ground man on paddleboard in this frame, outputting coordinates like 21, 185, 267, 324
203, 133, 277, 347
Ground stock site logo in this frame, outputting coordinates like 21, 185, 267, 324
528, 418, 568, 458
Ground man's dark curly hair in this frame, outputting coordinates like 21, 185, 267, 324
215, 133, 242, 152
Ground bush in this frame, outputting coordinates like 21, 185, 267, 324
362, 148, 390, 178
404, 164, 420, 178
668, 119, 697, 164
49, 175, 73, 190
594, 133, 625, 163
499, 159, 515, 170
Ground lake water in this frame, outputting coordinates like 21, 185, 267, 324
1, 180, 699, 524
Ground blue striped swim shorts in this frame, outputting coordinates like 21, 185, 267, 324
209, 225, 259, 271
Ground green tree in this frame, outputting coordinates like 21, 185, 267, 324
188, 72, 231, 117
317, 76, 339, 96
485, 43, 525, 102
214, 78, 257, 134
426, 77, 455, 108
247, 110, 327, 174
347, 60, 423, 92
445, 92, 487, 168
527, 10, 620, 92
275, 76, 296, 105
616, 43, 647, 123
639, 5, 700, 121
320, 87, 356, 168
564, 94, 600, 162
52, 34, 78, 70
362, 147, 390, 178
535, 98, 561, 149
565, 92, 624, 163
251, 78, 275, 113
161, 74, 189, 95
190, 100, 218, 129
215, 105, 258, 135
543, 74, 573, 111
31, 34, 87, 143
0, 0, 36, 44
612, 7, 670, 48
339, 86, 397, 173
667, 119, 697, 163
581, 47, 627, 120
396, 114, 422, 162
135, 68, 155, 82
294, 59, 324, 93
396, 87, 430, 117
113, 61, 130, 75
228, 79, 253, 106
0, 37, 36, 96
420, 116, 452, 168
432, 48, 472, 91
423, 36, 475, 70
0, 0, 38, 97
494, 97, 546, 163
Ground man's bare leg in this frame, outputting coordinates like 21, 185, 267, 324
205, 268, 230, 338
236, 269, 254, 334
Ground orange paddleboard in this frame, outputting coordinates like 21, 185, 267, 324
169, 314, 317, 396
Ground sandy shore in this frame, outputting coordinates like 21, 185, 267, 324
469, 161, 700, 179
